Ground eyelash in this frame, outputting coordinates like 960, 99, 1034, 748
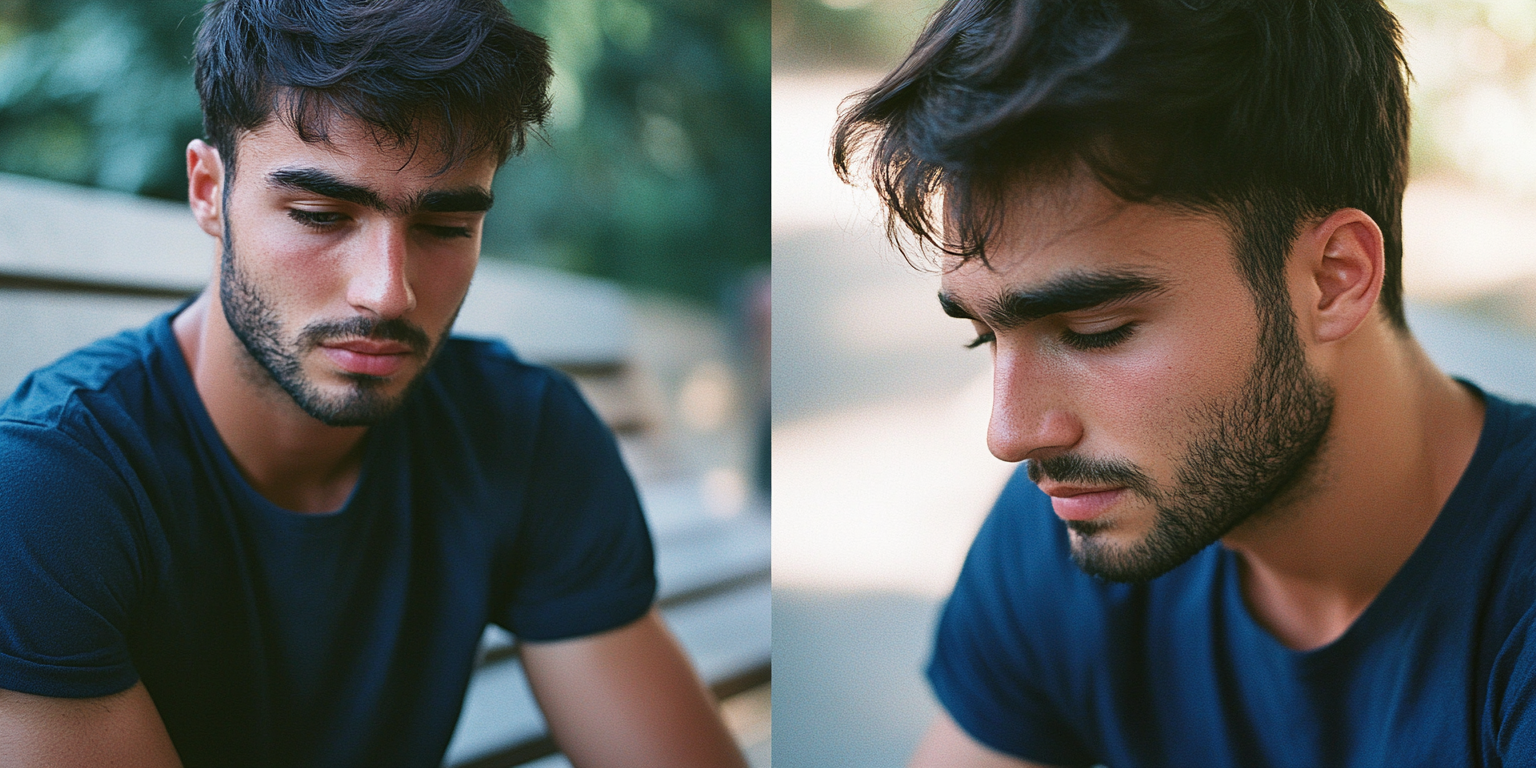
1061, 323, 1137, 350
289, 209, 343, 229
288, 210, 472, 240
423, 225, 473, 239
964, 324, 1138, 351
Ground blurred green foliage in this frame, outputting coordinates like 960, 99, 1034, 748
0, 0, 768, 306
492, 0, 768, 305
0, 0, 203, 199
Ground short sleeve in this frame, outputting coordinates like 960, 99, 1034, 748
1487, 586, 1536, 761
0, 420, 144, 697
496, 374, 656, 641
926, 467, 1096, 766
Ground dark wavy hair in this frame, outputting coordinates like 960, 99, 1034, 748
833, 0, 1411, 329
194, 0, 552, 174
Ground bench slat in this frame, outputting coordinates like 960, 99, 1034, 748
443, 579, 771, 767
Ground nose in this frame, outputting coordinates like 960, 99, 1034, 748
986, 347, 1083, 463
346, 221, 416, 319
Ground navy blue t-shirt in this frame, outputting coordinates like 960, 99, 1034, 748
0, 310, 656, 767
930, 389, 1536, 767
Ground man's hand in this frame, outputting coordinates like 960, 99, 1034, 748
520, 608, 748, 768
0, 682, 182, 767
909, 711, 1062, 768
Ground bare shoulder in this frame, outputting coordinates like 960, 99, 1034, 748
0, 682, 181, 767
909, 710, 1067, 768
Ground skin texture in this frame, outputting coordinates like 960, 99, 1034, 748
1016, 274, 1335, 584
0, 684, 181, 768
912, 168, 1485, 766
177, 120, 492, 513
0, 117, 744, 767
910, 711, 1058, 768
522, 609, 749, 768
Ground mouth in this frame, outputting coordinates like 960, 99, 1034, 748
319, 338, 416, 378
1038, 483, 1128, 522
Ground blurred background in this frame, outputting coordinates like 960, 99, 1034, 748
0, 0, 767, 307
772, 0, 1536, 765
0, 1, 770, 765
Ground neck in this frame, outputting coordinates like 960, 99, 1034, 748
1220, 316, 1485, 650
172, 291, 369, 514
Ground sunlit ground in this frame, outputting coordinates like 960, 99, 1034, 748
771, 68, 1536, 767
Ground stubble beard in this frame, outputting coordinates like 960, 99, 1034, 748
218, 216, 448, 428
1029, 305, 1336, 583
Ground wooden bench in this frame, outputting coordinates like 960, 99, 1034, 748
0, 172, 771, 767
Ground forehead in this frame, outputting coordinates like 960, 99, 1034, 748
940, 171, 1237, 298
230, 117, 498, 198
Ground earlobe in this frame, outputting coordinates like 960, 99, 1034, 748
1308, 209, 1385, 343
186, 139, 225, 240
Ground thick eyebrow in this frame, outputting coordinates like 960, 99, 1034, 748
414, 187, 494, 213
939, 270, 1168, 329
267, 167, 494, 214
268, 167, 385, 211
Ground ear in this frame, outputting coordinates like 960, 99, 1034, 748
186, 139, 225, 240
1298, 208, 1384, 343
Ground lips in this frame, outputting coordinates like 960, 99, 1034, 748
1038, 483, 1128, 522
320, 339, 414, 377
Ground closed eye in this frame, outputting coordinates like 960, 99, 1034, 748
964, 331, 995, 350
288, 209, 345, 229
1061, 323, 1136, 350
421, 224, 473, 239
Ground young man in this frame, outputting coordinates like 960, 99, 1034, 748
834, 0, 1536, 765
0, 1, 745, 766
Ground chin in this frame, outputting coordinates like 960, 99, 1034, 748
286, 371, 417, 427
1066, 521, 1211, 584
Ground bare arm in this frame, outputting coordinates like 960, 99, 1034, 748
520, 608, 747, 768
0, 682, 181, 768
909, 710, 1062, 768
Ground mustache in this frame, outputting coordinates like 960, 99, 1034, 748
1027, 453, 1154, 495
297, 316, 432, 356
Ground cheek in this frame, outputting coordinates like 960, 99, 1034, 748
1071, 318, 1257, 473
231, 224, 345, 304
411, 253, 478, 315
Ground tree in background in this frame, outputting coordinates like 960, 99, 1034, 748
0, 0, 768, 307
493, 0, 768, 305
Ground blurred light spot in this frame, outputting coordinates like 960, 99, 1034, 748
641, 112, 697, 177
1449, 82, 1536, 196
1459, 25, 1506, 74
548, 0, 601, 77
602, 0, 653, 53
822, 0, 877, 9
702, 467, 748, 519
95, 134, 155, 193
547, 66, 585, 130
679, 360, 735, 431
1485, 0, 1536, 44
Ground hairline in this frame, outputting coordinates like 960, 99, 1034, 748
214, 108, 507, 187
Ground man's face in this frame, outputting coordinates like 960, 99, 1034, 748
940, 173, 1334, 583
217, 119, 496, 426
